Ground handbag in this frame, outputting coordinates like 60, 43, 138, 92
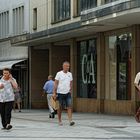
50, 97, 59, 110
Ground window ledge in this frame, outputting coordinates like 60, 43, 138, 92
51, 17, 71, 25
73, 15, 80, 18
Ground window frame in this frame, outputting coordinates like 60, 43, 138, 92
33, 8, 37, 30
0, 11, 9, 38
53, 0, 71, 23
105, 32, 132, 101
77, 0, 97, 16
13, 6, 24, 35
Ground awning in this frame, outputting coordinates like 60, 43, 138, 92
0, 60, 25, 70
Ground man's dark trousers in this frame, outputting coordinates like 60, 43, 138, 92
0, 101, 13, 128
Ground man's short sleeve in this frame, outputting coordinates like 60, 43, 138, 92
43, 81, 48, 91
55, 72, 60, 81
70, 73, 73, 81
12, 78, 17, 84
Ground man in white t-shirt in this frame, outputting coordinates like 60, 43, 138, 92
134, 72, 140, 91
134, 72, 140, 122
53, 61, 75, 126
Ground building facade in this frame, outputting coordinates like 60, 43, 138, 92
11, 0, 140, 115
0, 0, 29, 108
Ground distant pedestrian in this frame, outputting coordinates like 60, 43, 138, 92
13, 86, 22, 112
43, 75, 55, 118
134, 72, 140, 122
53, 61, 75, 126
0, 68, 18, 130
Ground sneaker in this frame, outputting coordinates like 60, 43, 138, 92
51, 112, 55, 118
54, 110, 57, 114
49, 113, 55, 118
135, 115, 140, 123
49, 114, 52, 118
70, 121, 75, 126
1, 127, 6, 130
6, 124, 12, 130
59, 122, 63, 126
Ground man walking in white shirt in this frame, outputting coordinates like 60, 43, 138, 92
53, 61, 75, 126
134, 72, 140, 122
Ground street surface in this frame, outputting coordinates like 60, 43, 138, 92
0, 110, 140, 140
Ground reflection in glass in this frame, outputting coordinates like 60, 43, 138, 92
108, 33, 132, 100
116, 34, 132, 100
77, 39, 97, 98
109, 36, 117, 100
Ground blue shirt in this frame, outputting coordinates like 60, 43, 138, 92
43, 80, 54, 94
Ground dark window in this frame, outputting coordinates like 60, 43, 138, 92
33, 8, 37, 30
54, 0, 70, 22
116, 34, 132, 100
77, 39, 97, 98
78, 0, 97, 15
108, 33, 132, 100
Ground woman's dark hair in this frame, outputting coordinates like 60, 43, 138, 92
3, 68, 11, 73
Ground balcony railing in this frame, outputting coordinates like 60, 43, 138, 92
81, 0, 140, 22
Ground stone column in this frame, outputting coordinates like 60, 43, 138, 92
132, 25, 140, 113
97, 32, 105, 113
70, 39, 77, 111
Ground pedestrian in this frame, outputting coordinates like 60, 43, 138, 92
43, 75, 55, 118
53, 61, 75, 126
0, 68, 18, 130
13, 86, 22, 112
134, 72, 140, 122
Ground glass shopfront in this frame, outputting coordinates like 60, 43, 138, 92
77, 39, 97, 98
107, 33, 132, 100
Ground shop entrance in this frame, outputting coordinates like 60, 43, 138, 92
51, 45, 70, 75
12, 60, 29, 109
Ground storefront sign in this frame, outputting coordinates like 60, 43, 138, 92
82, 53, 95, 84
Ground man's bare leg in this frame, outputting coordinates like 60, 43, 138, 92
67, 107, 75, 126
57, 108, 62, 125
67, 107, 72, 122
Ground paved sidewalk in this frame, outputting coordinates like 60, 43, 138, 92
0, 109, 140, 140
